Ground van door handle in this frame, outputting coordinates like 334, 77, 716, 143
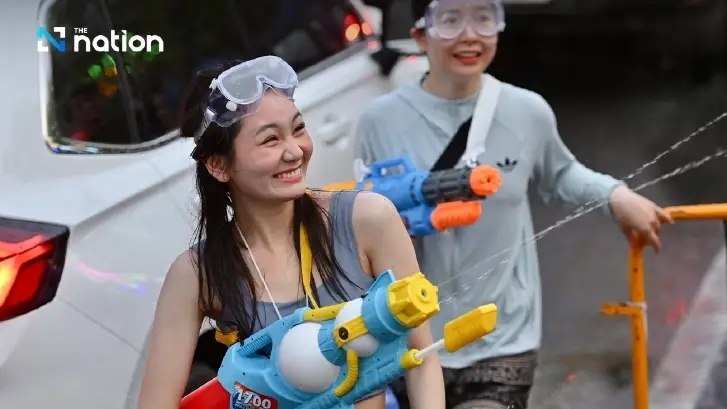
318, 116, 351, 145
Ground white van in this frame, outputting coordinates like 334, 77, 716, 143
0, 0, 426, 407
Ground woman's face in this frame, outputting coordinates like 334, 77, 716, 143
212, 90, 313, 203
413, 4, 499, 81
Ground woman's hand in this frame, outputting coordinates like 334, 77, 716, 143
609, 185, 674, 252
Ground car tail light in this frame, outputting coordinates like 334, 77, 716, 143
0, 217, 69, 322
344, 13, 373, 43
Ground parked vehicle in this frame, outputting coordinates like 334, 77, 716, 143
0, 0, 425, 407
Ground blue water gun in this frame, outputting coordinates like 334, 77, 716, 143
323, 157, 502, 237
180, 270, 498, 409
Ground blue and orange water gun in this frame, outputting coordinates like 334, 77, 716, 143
323, 157, 501, 237
180, 270, 498, 409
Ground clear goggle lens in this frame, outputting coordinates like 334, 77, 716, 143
194, 55, 298, 141
416, 0, 506, 40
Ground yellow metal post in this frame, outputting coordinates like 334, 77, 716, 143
601, 202, 727, 409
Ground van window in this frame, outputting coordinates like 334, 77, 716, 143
40, 0, 367, 153
233, 0, 370, 73
104, 0, 254, 147
41, 1, 136, 149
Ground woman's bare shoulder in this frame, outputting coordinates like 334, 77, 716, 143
159, 248, 202, 307
307, 188, 403, 246
351, 191, 401, 241
168, 248, 199, 280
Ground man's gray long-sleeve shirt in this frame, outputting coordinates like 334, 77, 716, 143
353, 75, 622, 368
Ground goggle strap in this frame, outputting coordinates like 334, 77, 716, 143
193, 108, 215, 143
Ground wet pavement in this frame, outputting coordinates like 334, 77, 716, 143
697, 337, 727, 409
486, 33, 727, 409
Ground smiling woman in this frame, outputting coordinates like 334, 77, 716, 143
210, 93, 311, 202
135, 56, 445, 409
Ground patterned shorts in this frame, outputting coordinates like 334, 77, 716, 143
390, 350, 538, 409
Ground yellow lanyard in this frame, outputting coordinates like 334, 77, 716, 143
299, 225, 319, 309
217, 224, 318, 347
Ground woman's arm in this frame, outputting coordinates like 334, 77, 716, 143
137, 250, 205, 409
530, 95, 670, 250
353, 191, 446, 409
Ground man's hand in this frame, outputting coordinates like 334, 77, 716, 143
609, 185, 674, 252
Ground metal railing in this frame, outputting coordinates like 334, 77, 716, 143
601, 203, 727, 409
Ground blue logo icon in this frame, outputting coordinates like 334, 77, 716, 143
37, 26, 66, 52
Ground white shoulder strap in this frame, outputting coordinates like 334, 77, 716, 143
461, 74, 502, 166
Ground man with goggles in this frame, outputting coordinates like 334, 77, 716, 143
355, 1, 672, 408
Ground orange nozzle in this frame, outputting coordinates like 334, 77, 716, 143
469, 165, 502, 197
431, 201, 482, 231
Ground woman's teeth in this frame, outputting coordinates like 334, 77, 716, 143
454, 51, 481, 58
274, 167, 302, 179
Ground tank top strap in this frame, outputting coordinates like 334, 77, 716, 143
329, 190, 361, 256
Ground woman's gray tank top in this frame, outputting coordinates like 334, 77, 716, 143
208, 190, 374, 334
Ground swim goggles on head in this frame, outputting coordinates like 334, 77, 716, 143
414, 0, 506, 41
193, 55, 299, 142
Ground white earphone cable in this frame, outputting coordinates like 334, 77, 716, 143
234, 220, 283, 320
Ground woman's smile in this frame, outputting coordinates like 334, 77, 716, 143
273, 165, 303, 183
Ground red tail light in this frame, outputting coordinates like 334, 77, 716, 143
0, 217, 69, 322
343, 13, 373, 43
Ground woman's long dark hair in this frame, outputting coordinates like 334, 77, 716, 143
178, 61, 359, 339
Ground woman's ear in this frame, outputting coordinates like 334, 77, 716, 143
410, 27, 428, 53
204, 155, 230, 183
